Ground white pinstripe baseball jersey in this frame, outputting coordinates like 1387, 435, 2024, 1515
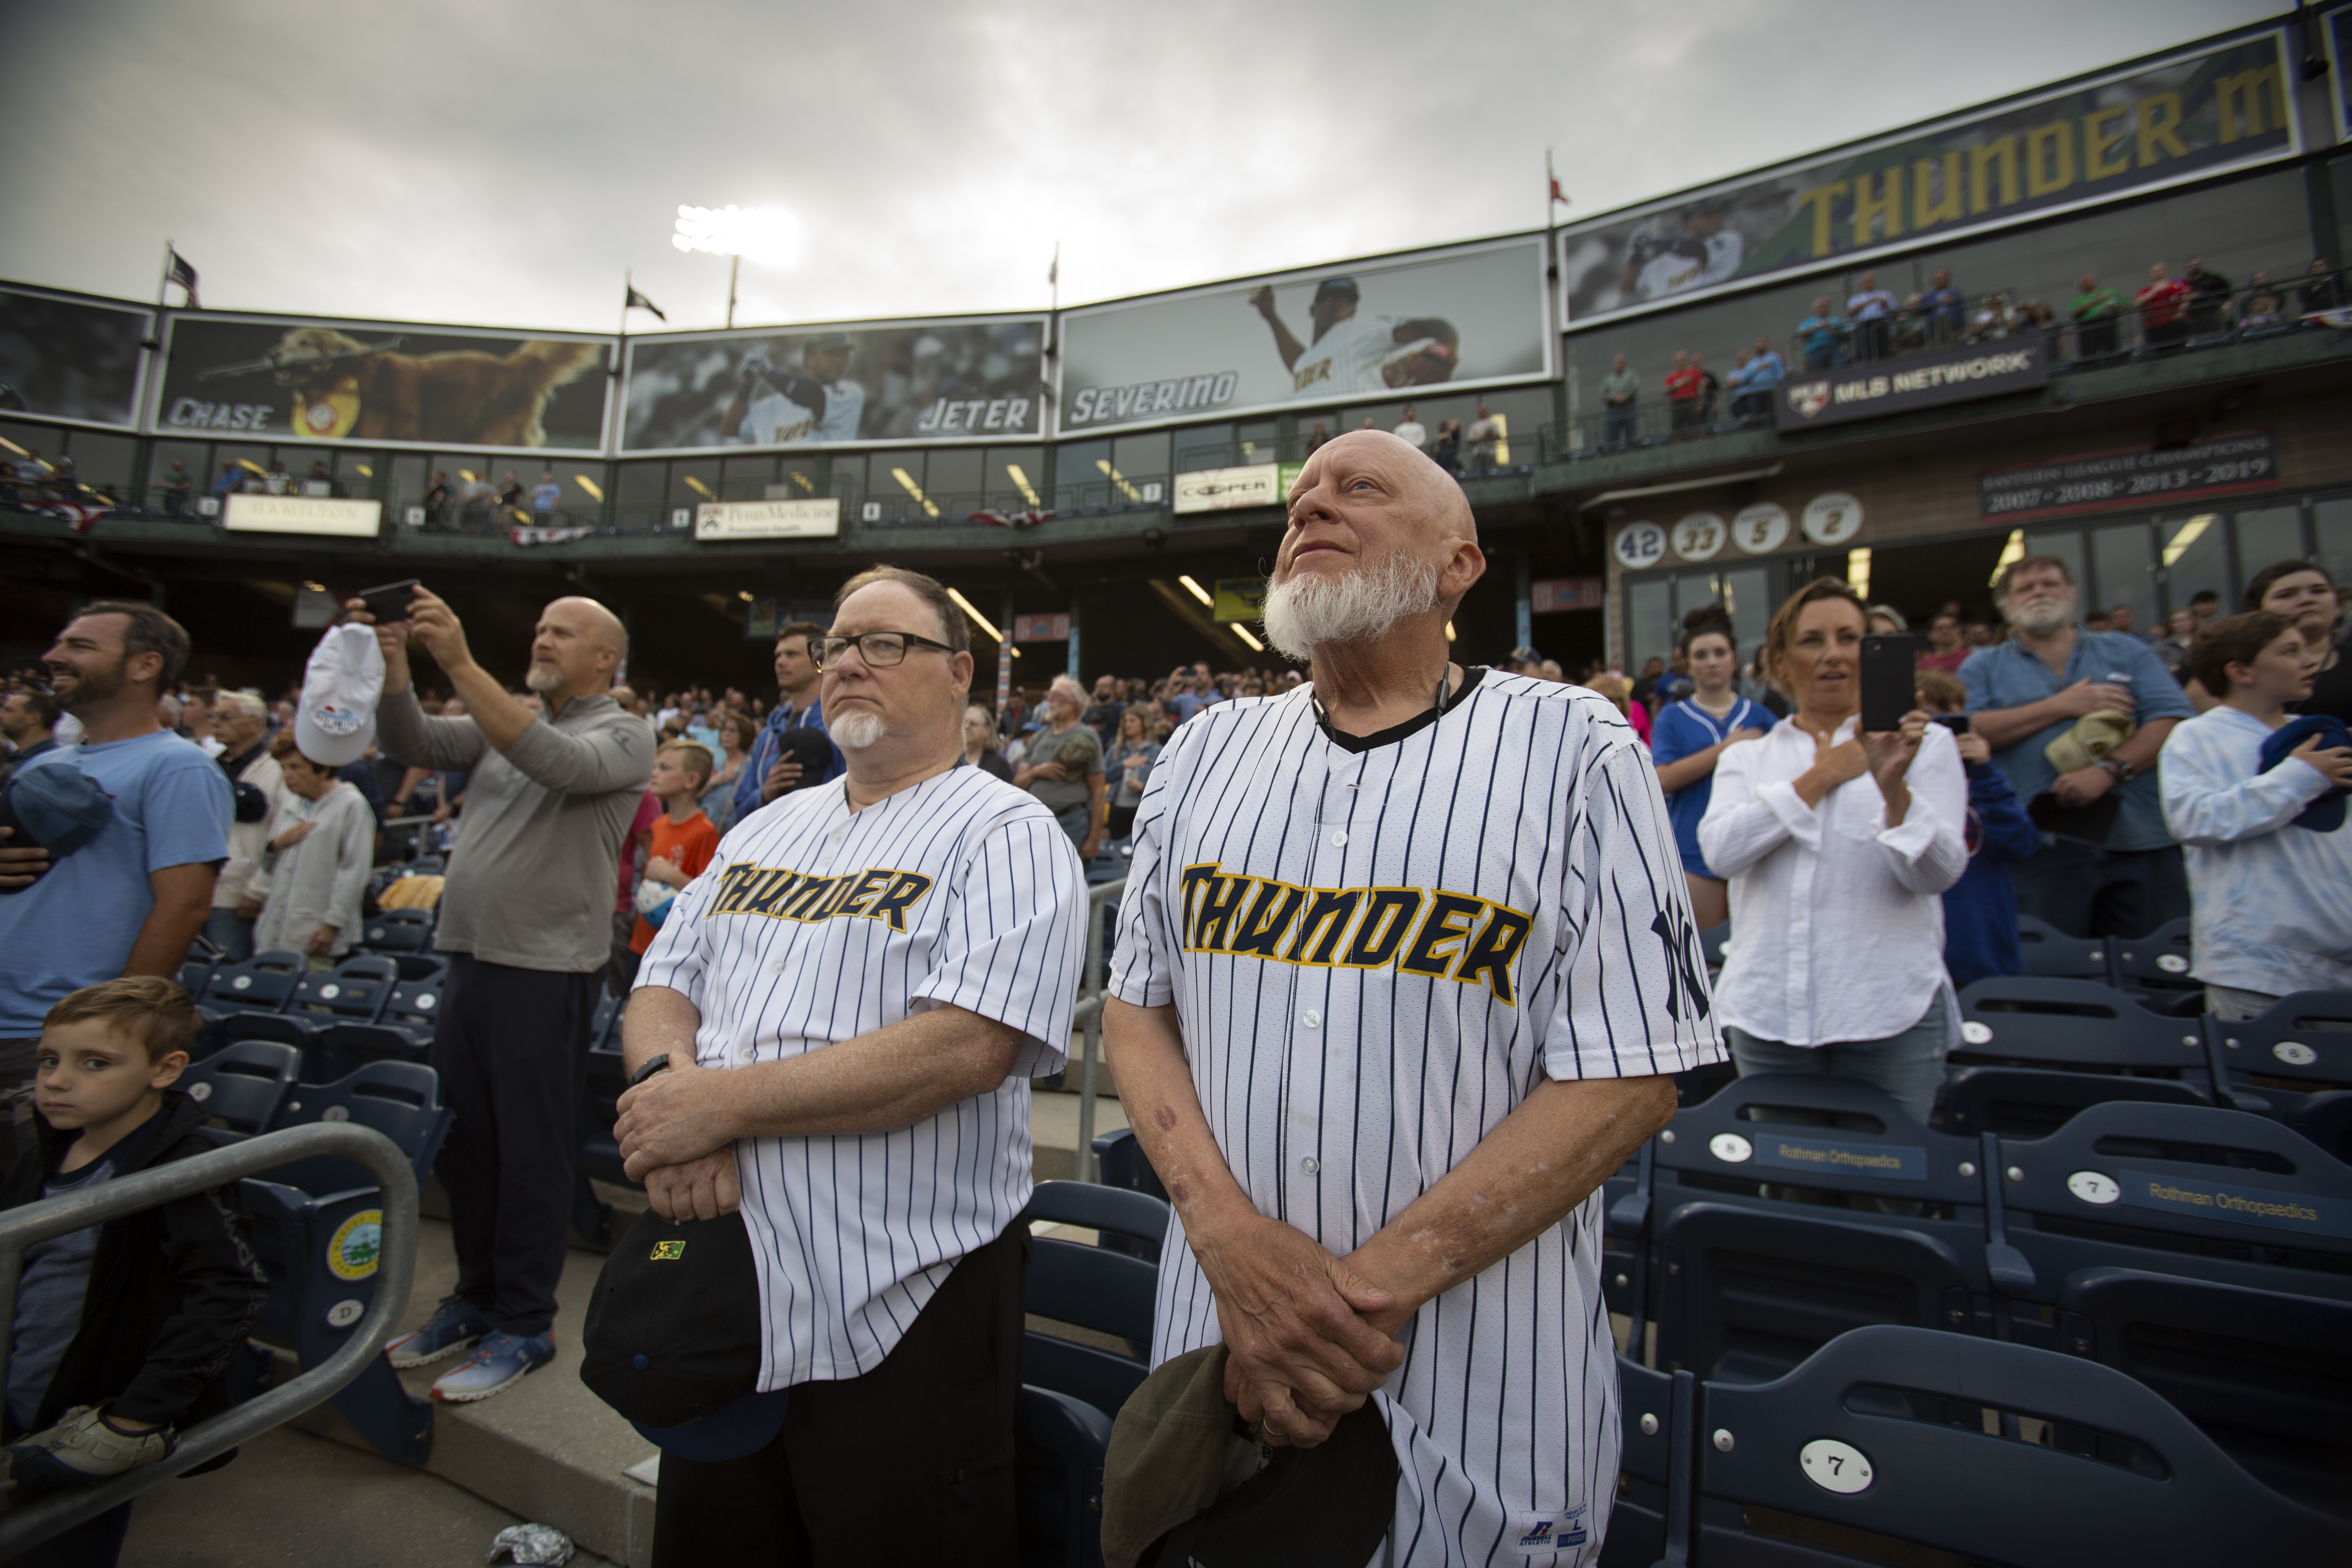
1108, 670, 1724, 1567
635, 763, 1087, 1389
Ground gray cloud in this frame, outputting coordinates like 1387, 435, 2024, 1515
0, 0, 2279, 332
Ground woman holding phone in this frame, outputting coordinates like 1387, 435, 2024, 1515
1697, 577, 1968, 1121
1648, 608, 1771, 928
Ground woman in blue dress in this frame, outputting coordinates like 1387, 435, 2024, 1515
1648, 608, 1772, 928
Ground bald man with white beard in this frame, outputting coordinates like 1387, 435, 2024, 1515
1105, 431, 1723, 1564
352, 586, 656, 1401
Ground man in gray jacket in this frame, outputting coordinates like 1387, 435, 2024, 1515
352, 586, 654, 1401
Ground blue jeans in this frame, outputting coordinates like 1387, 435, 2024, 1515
1724, 1002, 1949, 1125
203, 906, 254, 962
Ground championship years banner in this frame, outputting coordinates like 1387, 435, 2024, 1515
1058, 239, 1550, 435
621, 318, 1045, 453
0, 285, 153, 430
154, 315, 614, 450
1559, 31, 2299, 323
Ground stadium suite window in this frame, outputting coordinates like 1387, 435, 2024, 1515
924, 448, 983, 508
668, 457, 721, 510
1112, 431, 1170, 485
550, 460, 607, 513
2335, 155, 2352, 258
1174, 424, 1232, 471
60, 431, 136, 491
387, 455, 427, 512
2232, 506, 2303, 594
2090, 521, 2160, 631
615, 461, 665, 516
989, 446, 1043, 508
149, 440, 209, 498
722, 454, 776, 500
1235, 421, 1279, 465
1054, 439, 1111, 507
2316, 498, 2352, 588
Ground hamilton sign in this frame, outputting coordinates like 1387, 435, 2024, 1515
1776, 339, 2047, 431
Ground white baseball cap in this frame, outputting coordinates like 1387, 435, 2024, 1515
294, 624, 386, 768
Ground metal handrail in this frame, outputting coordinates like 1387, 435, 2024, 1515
0, 1122, 419, 1555
1067, 876, 1126, 1183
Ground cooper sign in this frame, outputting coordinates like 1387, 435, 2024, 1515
1777, 339, 2046, 430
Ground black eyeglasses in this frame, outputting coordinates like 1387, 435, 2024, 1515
808, 630, 958, 670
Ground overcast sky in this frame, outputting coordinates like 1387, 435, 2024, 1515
3, 0, 2280, 333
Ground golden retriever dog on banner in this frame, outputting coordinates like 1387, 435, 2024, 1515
265, 326, 601, 446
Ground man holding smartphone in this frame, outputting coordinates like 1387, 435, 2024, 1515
1962, 556, 2194, 940
348, 586, 655, 1401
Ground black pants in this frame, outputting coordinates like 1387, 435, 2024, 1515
651, 1223, 1030, 1567
430, 953, 601, 1337
2009, 839, 2190, 940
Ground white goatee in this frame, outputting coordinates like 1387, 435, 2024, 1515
1261, 551, 1442, 662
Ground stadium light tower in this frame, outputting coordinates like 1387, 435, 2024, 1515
672, 205, 802, 328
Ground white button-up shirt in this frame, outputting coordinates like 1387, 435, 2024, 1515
1697, 715, 1967, 1046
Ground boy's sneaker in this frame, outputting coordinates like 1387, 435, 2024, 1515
430, 1331, 555, 1403
385, 1296, 491, 1369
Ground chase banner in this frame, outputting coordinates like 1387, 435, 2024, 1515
155, 315, 613, 451
621, 318, 1045, 453
1776, 338, 2048, 430
1560, 31, 2299, 323
1059, 239, 1549, 435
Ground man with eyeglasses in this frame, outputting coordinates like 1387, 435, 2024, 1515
618, 564, 1088, 1564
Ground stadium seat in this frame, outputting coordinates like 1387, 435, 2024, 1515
1636, 1076, 1994, 1379
359, 907, 434, 953
178, 1040, 301, 1136
2013, 914, 2111, 983
1944, 977, 2214, 1137
1599, 1356, 1682, 1568
242, 1061, 448, 1466
287, 954, 399, 1025
2109, 915, 2199, 998
1651, 1325, 2352, 1565
576, 996, 632, 1194
1087, 1127, 1167, 1265
2207, 990, 2352, 1110
200, 949, 308, 1014
1989, 1100, 2352, 1514
196, 1009, 317, 1072
1697, 921, 1728, 973
379, 968, 448, 1041
1016, 1180, 1168, 1568
1019, 1180, 1165, 1418
177, 952, 218, 998
308, 1022, 430, 1083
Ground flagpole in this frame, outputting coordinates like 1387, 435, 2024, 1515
154, 239, 174, 312
610, 270, 631, 458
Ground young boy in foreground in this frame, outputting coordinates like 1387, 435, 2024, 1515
0, 978, 267, 1564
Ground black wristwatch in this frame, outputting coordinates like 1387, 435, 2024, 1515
2099, 757, 2138, 785
628, 1054, 671, 1088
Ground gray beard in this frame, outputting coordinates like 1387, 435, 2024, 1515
2003, 597, 2074, 637
524, 665, 565, 696
1261, 552, 1443, 662
830, 710, 886, 750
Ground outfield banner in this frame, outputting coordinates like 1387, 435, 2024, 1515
220, 493, 383, 537
1978, 432, 2277, 521
622, 318, 1045, 453
1560, 31, 2298, 324
155, 315, 612, 450
1060, 239, 1549, 435
1776, 338, 2048, 430
0, 285, 153, 430
694, 497, 842, 541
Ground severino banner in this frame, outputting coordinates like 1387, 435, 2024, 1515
1560, 31, 2298, 324
1058, 239, 1549, 435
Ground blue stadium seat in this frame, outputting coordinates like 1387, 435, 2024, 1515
178, 1040, 300, 1136
1637, 1076, 1994, 1381
2013, 914, 2111, 983
200, 949, 307, 1014
1599, 1356, 1683, 1568
1087, 1127, 1167, 1265
1944, 977, 2214, 1137
2109, 915, 2200, 999
177, 952, 217, 998
1989, 1100, 2352, 1516
287, 954, 399, 1025
241, 1060, 449, 1467
1650, 1325, 2352, 1566
1016, 1180, 1169, 1568
359, 907, 434, 953
2207, 990, 2352, 1112
308, 1022, 430, 1083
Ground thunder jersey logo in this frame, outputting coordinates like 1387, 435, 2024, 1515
701, 862, 935, 931
1178, 862, 1535, 1004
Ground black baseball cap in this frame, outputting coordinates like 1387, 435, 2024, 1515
775, 726, 835, 789
1312, 277, 1360, 303
580, 1208, 764, 1444
1102, 1345, 1398, 1568
804, 332, 853, 354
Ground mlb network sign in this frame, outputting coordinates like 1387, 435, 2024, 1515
1777, 339, 2047, 431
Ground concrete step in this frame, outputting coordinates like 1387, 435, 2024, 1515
286, 1080, 1132, 1565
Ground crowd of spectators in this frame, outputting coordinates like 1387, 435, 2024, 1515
1590, 253, 2349, 448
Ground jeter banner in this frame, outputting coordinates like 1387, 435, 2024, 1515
1559, 31, 2297, 324
0, 285, 153, 430
621, 318, 1045, 453
155, 315, 613, 451
1059, 239, 1550, 435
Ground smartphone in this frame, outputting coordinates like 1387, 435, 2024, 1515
1859, 634, 1918, 732
1931, 713, 1971, 735
357, 578, 420, 623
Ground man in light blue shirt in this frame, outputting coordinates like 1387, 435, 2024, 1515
1847, 272, 1900, 362
0, 603, 229, 1172
1797, 300, 1845, 370
1962, 556, 2195, 938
